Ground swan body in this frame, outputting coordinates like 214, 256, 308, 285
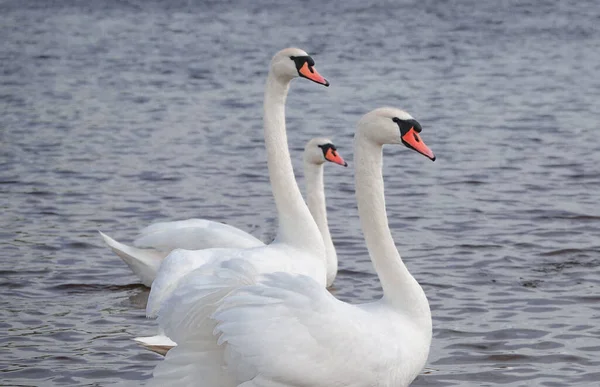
147, 107, 436, 387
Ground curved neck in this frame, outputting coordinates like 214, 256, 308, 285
353, 132, 430, 319
304, 161, 337, 287
263, 72, 325, 260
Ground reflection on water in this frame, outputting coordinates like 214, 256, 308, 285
1, 0, 600, 385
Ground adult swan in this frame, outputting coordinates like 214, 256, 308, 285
148, 107, 436, 387
144, 48, 332, 318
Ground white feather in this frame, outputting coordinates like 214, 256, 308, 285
146, 242, 325, 319
133, 334, 176, 356
98, 231, 163, 287
147, 260, 256, 387
134, 219, 264, 252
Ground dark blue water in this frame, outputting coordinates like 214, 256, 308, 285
2, 0, 600, 385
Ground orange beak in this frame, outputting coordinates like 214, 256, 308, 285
401, 128, 436, 161
324, 148, 347, 167
298, 62, 329, 86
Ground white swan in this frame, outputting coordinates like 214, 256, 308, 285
146, 107, 436, 387
99, 137, 345, 288
143, 48, 333, 322
133, 137, 346, 355
303, 138, 346, 287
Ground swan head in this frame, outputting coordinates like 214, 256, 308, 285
304, 137, 348, 166
270, 48, 329, 86
357, 107, 436, 161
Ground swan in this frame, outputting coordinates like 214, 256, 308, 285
133, 137, 346, 355
302, 138, 346, 287
99, 137, 346, 288
146, 107, 436, 387
143, 47, 333, 322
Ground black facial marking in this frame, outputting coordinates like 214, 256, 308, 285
317, 143, 336, 158
290, 55, 316, 73
392, 117, 422, 136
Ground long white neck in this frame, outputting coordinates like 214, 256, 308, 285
304, 161, 337, 287
263, 71, 325, 260
353, 131, 430, 321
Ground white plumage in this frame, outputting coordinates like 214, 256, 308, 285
135, 219, 264, 252
133, 48, 335, 352
146, 107, 436, 387
99, 137, 343, 289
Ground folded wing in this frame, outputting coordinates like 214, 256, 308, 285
134, 219, 264, 252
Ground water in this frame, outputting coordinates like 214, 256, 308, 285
1, 0, 599, 385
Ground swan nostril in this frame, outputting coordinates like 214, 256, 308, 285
413, 133, 420, 143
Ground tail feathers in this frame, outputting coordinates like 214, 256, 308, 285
98, 231, 166, 287
133, 334, 177, 356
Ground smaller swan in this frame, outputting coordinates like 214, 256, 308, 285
99, 138, 346, 288
133, 137, 346, 355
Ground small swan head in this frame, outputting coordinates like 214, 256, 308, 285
304, 137, 348, 167
270, 48, 329, 86
357, 107, 436, 161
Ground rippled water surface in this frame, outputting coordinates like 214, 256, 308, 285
2, 0, 600, 385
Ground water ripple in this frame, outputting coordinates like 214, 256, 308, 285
1, 0, 599, 385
